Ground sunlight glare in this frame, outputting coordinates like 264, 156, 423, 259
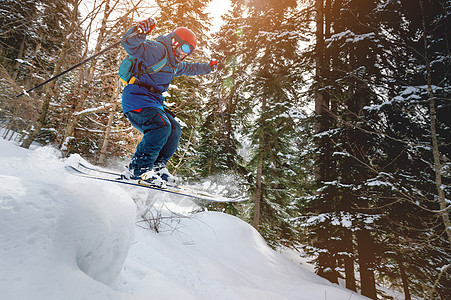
207, 0, 231, 32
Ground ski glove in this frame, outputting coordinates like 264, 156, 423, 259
137, 17, 156, 35
209, 59, 218, 72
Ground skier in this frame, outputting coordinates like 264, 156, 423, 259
121, 17, 218, 186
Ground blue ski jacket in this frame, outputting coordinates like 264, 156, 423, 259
120, 27, 212, 113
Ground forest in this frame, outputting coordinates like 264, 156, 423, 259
0, 0, 449, 299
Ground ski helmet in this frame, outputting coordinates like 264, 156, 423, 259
173, 27, 197, 51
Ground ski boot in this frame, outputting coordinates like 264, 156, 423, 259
120, 169, 139, 180
140, 170, 166, 188
153, 163, 177, 185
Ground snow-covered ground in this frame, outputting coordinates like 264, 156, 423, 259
0, 138, 367, 300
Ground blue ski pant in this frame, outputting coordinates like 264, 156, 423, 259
125, 107, 181, 176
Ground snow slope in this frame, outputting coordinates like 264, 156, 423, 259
0, 139, 367, 300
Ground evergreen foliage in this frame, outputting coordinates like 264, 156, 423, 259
0, 0, 84, 144
194, 2, 248, 177
208, 0, 309, 247
305, 0, 450, 298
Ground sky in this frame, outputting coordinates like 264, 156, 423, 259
78, 0, 231, 50
206, 0, 231, 32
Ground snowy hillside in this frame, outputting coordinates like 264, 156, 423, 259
0, 139, 366, 300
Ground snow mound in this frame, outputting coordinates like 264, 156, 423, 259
0, 140, 136, 299
116, 212, 365, 300
0, 139, 366, 299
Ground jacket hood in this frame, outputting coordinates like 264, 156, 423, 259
156, 33, 177, 67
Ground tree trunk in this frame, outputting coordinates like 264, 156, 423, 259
225, 75, 237, 167
419, 0, 451, 246
314, 0, 325, 137
316, 256, 338, 283
253, 159, 263, 229
12, 39, 25, 81
21, 3, 78, 149
59, 71, 87, 152
343, 229, 357, 291
356, 229, 377, 299
20, 86, 54, 148
315, 0, 336, 283
314, 0, 338, 285
60, 0, 112, 155
98, 101, 117, 165
253, 95, 267, 230
316, 223, 338, 283
20, 44, 68, 148
396, 255, 411, 300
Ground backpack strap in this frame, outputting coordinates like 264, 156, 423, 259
127, 43, 170, 93
134, 43, 168, 76
145, 45, 168, 73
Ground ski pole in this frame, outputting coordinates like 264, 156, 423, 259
16, 31, 138, 98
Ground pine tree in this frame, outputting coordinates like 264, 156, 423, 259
194, 3, 248, 177
0, 0, 37, 74
361, 0, 450, 297
370, 1, 450, 297
306, 0, 451, 298
229, 0, 306, 246
19, 0, 84, 149
0, 0, 83, 144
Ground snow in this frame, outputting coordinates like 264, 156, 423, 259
74, 103, 113, 116
15, 59, 34, 67
0, 141, 135, 299
325, 30, 377, 48
0, 138, 367, 300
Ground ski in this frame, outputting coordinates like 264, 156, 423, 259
65, 165, 245, 203
76, 162, 192, 190
77, 162, 126, 178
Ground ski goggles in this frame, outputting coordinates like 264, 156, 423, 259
173, 34, 195, 56
179, 42, 194, 55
